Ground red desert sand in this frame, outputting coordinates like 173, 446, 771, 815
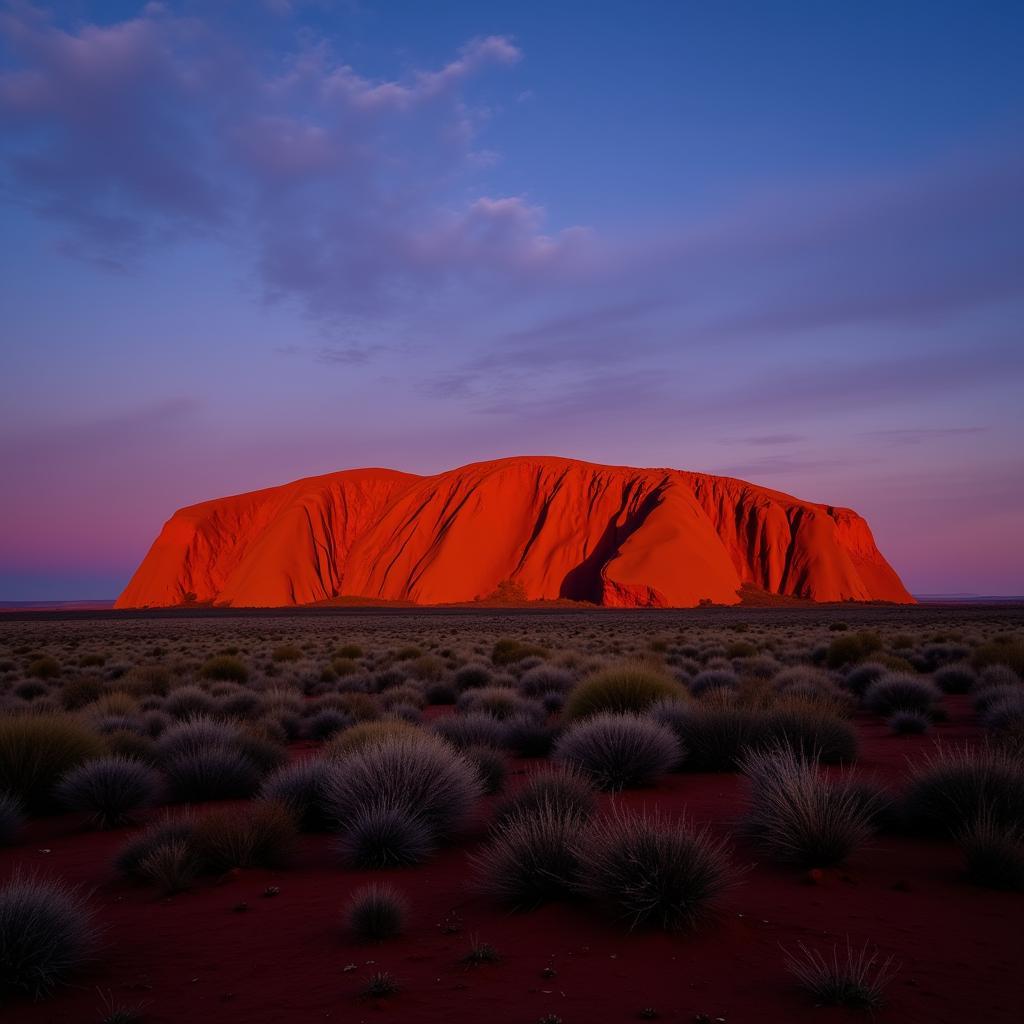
116, 456, 913, 609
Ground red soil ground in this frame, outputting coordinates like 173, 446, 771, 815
2, 696, 1021, 1024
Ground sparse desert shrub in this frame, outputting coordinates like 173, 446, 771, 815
217, 690, 262, 718
94, 714, 142, 738
407, 654, 445, 681
0, 873, 96, 998
329, 657, 359, 678
971, 637, 1024, 677
554, 713, 681, 790
825, 631, 882, 669
163, 746, 262, 801
55, 756, 162, 829
761, 708, 859, 764
120, 664, 172, 698
493, 766, 596, 827
492, 638, 547, 666
345, 883, 408, 941
334, 644, 364, 660
981, 689, 1024, 734
199, 655, 249, 683
784, 938, 897, 1010
457, 685, 528, 720
84, 692, 138, 720
0, 713, 105, 812
378, 684, 426, 711
957, 808, 1024, 890
23, 697, 62, 717
473, 801, 584, 908
504, 712, 556, 756
155, 716, 240, 760
272, 712, 303, 742
726, 639, 758, 658
972, 681, 1020, 714
262, 688, 305, 715
59, 676, 108, 711
0, 791, 24, 845
140, 710, 172, 738
324, 735, 483, 843
863, 673, 940, 716
234, 731, 286, 774
371, 667, 406, 691
115, 815, 196, 878
192, 801, 298, 871
162, 686, 216, 719
565, 664, 684, 720
360, 970, 400, 997
388, 702, 423, 724
433, 711, 508, 750
838, 777, 898, 831
272, 644, 302, 663
454, 663, 492, 690
464, 745, 507, 794
461, 937, 501, 965
324, 719, 420, 757
740, 746, 876, 866
518, 665, 575, 698
424, 680, 457, 705
137, 837, 200, 895
259, 759, 332, 831
888, 710, 930, 735
647, 696, 690, 740
773, 665, 838, 696
689, 669, 740, 698
842, 662, 888, 697
672, 708, 759, 771
334, 800, 435, 868
305, 709, 353, 741
934, 663, 977, 694
13, 680, 49, 701
27, 656, 61, 679
903, 743, 1024, 834
97, 990, 148, 1023
575, 807, 735, 931
913, 642, 971, 673
978, 665, 1021, 690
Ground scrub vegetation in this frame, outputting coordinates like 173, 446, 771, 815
0, 604, 1020, 1020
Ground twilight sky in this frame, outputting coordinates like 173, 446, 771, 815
1, 0, 1022, 599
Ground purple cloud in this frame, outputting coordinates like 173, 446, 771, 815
0, 8, 578, 312
0, 6, 227, 251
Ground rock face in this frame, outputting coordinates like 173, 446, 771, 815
115, 456, 914, 608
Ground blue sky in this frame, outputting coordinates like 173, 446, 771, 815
1, 0, 1023, 598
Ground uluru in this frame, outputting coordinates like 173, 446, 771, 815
115, 456, 914, 609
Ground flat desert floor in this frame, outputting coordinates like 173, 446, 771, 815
0, 605, 1021, 1023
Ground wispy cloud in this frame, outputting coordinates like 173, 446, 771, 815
720, 453, 879, 480
276, 342, 388, 365
862, 426, 989, 446
730, 433, 806, 447
0, 8, 582, 316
